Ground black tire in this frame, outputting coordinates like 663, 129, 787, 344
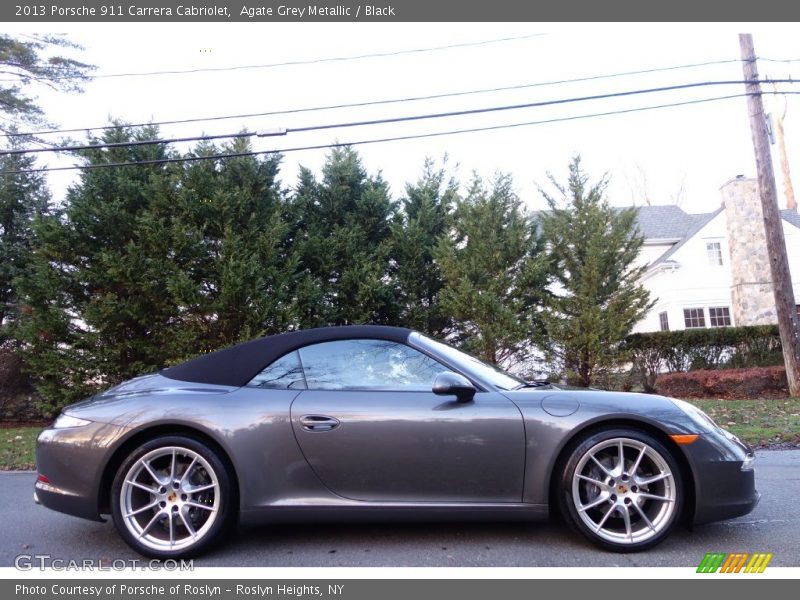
111, 435, 235, 559
559, 428, 683, 552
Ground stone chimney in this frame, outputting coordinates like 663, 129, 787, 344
721, 177, 778, 326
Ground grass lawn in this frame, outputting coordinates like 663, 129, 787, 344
0, 426, 39, 470
687, 397, 800, 447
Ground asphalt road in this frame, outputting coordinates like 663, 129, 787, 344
2, 450, 798, 568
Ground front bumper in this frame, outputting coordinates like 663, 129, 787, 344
693, 465, 760, 524
34, 420, 130, 522
683, 432, 760, 525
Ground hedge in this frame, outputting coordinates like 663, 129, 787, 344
0, 344, 39, 422
621, 325, 783, 392
655, 366, 789, 399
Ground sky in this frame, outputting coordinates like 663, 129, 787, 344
5, 22, 800, 214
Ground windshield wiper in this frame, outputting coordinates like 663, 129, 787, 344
512, 380, 551, 390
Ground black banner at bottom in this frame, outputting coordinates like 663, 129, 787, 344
3, 579, 792, 600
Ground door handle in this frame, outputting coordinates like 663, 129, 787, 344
300, 415, 340, 432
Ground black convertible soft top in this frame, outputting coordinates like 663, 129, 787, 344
161, 325, 413, 387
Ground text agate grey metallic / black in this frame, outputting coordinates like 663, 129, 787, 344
35, 325, 759, 558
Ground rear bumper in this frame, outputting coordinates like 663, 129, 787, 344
34, 420, 129, 522
34, 478, 105, 522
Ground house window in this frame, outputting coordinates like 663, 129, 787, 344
706, 241, 723, 266
709, 306, 732, 327
659, 312, 670, 331
683, 308, 706, 328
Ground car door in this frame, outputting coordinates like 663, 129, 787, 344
287, 339, 525, 503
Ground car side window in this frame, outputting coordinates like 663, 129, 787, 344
298, 339, 445, 391
247, 351, 307, 389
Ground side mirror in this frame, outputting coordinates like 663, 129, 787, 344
432, 371, 476, 403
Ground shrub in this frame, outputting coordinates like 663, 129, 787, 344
0, 345, 28, 394
0, 344, 42, 421
654, 366, 789, 400
622, 325, 783, 392
592, 369, 637, 392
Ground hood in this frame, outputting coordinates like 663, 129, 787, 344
501, 387, 689, 423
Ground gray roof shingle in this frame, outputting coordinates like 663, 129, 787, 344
781, 209, 800, 229
534, 205, 798, 250
647, 207, 723, 266
632, 205, 714, 240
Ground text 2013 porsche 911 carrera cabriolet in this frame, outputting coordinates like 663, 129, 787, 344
34, 325, 759, 558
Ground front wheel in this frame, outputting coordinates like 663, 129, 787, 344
111, 435, 234, 559
560, 429, 683, 552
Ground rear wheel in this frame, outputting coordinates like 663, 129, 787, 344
111, 435, 234, 558
560, 428, 683, 552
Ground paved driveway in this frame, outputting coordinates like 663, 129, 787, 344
2, 450, 798, 567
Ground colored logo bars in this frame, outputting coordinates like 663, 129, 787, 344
697, 552, 773, 573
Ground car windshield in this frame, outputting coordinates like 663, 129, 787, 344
410, 333, 526, 391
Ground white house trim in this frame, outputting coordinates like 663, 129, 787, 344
631, 181, 800, 333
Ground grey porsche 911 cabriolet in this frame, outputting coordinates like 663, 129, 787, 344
34, 325, 759, 558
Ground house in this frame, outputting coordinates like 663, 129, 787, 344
631, 177, 800, 333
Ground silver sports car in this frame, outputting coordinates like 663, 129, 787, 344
34, 325, 759, 558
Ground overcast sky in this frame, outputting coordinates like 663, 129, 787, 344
6, 22, 800, 214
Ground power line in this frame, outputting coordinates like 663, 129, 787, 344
4, 78, 798, 157
1, 130, 271, 155
0, 129, 56, 150
287, 79, 800, 134
0, 58, 749, 139
760, 57, 800, 64
0, 116, 61, 150
4, 90, 798, 177
67, 33, 548, 80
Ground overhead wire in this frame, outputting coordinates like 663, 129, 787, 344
0, 57, 748, 139
3, 90, 798, 176
32, 32, 548, 81
3, 78, 798, 157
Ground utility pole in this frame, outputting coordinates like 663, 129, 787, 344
740, 33, 800, 396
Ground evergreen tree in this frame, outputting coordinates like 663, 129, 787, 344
289, 147, 397, 327
0, 137, 50, 342
16, 125, 183, 412
538, 157, 653, 387
172, 137, 296, 352
0, 34, 94, 126
391, 158, 456, 337
16, 129, 294, 413
435, 173, 551, 367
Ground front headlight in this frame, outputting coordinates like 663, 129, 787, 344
741, 453, 756, 471
52, 414, 91, 429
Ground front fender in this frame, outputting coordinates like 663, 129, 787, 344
500, 390, 701, 505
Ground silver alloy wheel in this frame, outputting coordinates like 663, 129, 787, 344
571, 437, 677, 545
119, 446, 220, 552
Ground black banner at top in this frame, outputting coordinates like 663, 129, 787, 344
4, 0, 800, 22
